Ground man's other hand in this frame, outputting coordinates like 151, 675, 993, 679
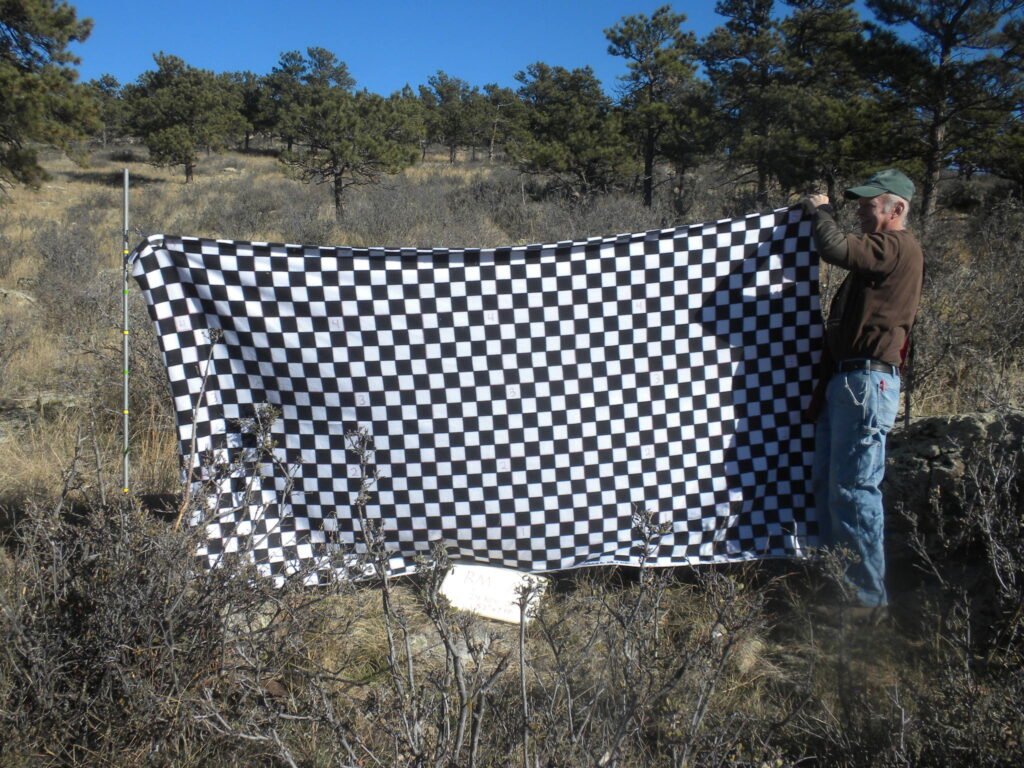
801, 194, 830, 216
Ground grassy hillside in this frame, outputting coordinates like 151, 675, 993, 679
0, 147, 1021, 767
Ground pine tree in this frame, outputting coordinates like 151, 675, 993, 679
225, 71, 274, 151
394, 83, 430, 160
265, 48, 355, 154
776, 0, 879, 198
1, 0, 98, 189
509, 63, 634, 197
700, 0, 791, 206
124, 53, 245, 182
865, 0, 1024, 221
266, 50, 307, 152
605, 5, 701, 206
281, 88, 421, 221
85, 74, 126, 148
657, 78, 718, 214
462, 88, 492, 161
419, 71, 477, 163
301, 47, 355, 90
967, 15, 1024, 193
481, 83, 522, 161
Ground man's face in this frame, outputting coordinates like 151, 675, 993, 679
857, 196, 887, 233
857, 195, 901, 233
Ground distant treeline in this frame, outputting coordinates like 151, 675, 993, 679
4, 1, 1024, 221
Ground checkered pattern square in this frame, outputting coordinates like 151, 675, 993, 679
128, 206, 823, 578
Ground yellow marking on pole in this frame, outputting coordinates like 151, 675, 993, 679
123, 410, 130, 415
123, 330, 130, 335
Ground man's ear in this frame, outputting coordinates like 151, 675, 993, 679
892, 200, 906, 219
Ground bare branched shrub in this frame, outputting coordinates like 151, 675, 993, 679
32, 221, 105, 311
336, 165, 691, 252
913, 199, 1024, 413
3, 417, 1022, 767
0, 209, 26, 280
899, 416, 1023, 652
879, 418, 1024, 767
0, 410, 381, 767
197, 175, 335, 244
0, 481, 367, 766
0, 316, 28, 392
513, 564, 783, 768
345, 170, 499, 247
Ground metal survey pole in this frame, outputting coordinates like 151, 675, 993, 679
122, 168, 130, 494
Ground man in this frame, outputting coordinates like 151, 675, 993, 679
804, 169, 923, 610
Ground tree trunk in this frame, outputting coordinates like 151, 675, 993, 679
448, 144, 457, 164
672, 169, 689, 216
824, 168, 838, 204
642, 127, 655, 208
333, 174, 345, 221
184, 161, 194, 183
919, 44, 951, 229
756, 164, 769, 208
920, 120, 946, 227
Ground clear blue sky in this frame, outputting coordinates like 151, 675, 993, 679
69, 1, 739, 95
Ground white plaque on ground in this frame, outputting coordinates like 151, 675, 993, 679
440, 563, 545, 624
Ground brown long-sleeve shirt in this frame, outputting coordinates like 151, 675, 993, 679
811, 206, 924, 367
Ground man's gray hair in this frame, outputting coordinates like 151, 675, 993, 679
879, 192, 909, 219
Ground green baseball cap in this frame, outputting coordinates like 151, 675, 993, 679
843, 169, 915, 202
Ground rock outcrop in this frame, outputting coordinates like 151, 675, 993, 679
884, 407, 1023, 517
883, 408, 1023, 596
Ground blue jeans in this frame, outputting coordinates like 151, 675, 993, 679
812, 367, 900, 607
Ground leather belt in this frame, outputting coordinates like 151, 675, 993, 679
836, 358, 899, 376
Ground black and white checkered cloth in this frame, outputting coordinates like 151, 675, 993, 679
129, 206, 823, 578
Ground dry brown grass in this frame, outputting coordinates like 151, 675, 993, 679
0, 150, 258, 501
1, 142, 1022, 767
3, 329, 62, 395
0, 144, 537, 506
128, 415, 182, 495
0, 410, 98, 502
1, 145, 1020, 508
3, 145, 1022, 498
404, 153, 497, 184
